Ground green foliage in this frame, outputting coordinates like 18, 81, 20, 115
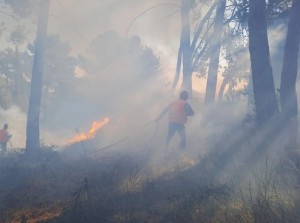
0, 47, 29, 110
266, 0, 293, 21
82, 31, 160, 80
4, 0, 38, 18
0, 76, 13, 109
9, 25, 27, 46
41, 35, 78, 110
0, 35, 77, 113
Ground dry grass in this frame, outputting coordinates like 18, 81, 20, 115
0, 145, 300, 223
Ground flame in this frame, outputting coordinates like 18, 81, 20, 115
68, 117, 110, 144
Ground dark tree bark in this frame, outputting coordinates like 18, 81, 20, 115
280, 0, 300, 148
218, 76, 229, 102
248, 0, 278, 124
26, 0, 50, 152
204, 0, 226, 104
172, 38, 183, 89
180, 0, 193, 95
280, 0, 300, 120
173, 1, 216, 91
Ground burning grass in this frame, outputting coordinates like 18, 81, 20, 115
67, 117, 110, 144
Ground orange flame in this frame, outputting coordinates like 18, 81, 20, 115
68, 117, 110, 144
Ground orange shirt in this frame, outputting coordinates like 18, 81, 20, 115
168, 99, 187, 124
0, 129, 9, 143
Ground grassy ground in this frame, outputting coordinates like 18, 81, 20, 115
1, 128, 300, 223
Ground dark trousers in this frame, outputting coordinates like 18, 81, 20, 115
0, 142, 7, 155
166, 123, 186, 149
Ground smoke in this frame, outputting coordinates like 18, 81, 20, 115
48, 0, 181, 65
0, 0, 297, 186
268, 24, 287, 88
0, 105, 26, 149
15, 0, 250, 160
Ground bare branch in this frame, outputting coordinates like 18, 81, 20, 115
190, 1, 218, 52
192, 41, 209, 72
126, 3, 181, 36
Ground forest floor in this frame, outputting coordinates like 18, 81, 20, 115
1, 123, 300, 223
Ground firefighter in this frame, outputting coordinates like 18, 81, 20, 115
156, 90, 194, 149
0, 124, 12, 155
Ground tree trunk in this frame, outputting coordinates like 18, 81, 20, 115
26, 0, 50, 152
218, 76, 228, 102
204, 0, 226, 104
174, 1, 216, 92
280, 0, 300, 149
180, 0, 193, 96
172, 39, 182, 89
248, 0, 278, 124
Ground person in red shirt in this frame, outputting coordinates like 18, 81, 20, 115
0, 124, 12, 155
156, 90, 194, 149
